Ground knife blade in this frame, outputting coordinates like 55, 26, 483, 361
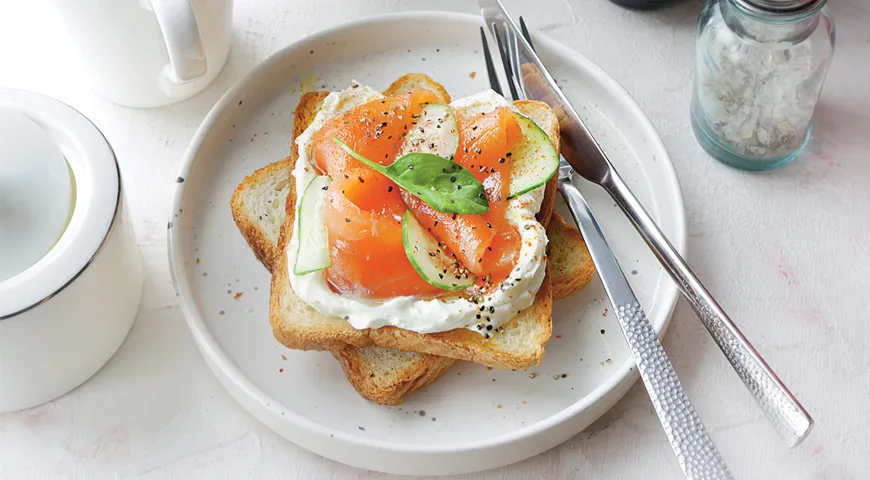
479, 0, 612, 184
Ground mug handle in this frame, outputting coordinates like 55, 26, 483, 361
149, 0, 208, 83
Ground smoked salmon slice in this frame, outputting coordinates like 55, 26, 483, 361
313, 88, 524, 298
324, 168, 441, 298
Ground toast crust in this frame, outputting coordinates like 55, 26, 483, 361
386, 73, 451, 105
368, 276, 553, 369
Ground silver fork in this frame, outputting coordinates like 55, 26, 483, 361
480, 24, 734, 480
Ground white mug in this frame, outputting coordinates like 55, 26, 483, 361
47, 0, 233, 108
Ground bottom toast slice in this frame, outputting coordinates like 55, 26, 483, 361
331, 345, 455, 405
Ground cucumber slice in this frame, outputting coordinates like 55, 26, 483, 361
399, 104, 459, 159
508, 112, 559, 199
294, 175, 332, 275
402, 210, 475, 291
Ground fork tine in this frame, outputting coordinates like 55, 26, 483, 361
479, 27, 503, 96
519, 16, 535, 51
491, 23, 520, 101
504, 25, 527, 100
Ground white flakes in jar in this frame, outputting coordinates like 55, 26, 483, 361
696, 28, 818, 159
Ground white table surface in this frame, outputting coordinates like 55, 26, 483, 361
2, 0, 868, 478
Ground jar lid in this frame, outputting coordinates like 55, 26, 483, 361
736, 0, 826, 16
0, 108, 73, 282
0, 90, 120, 319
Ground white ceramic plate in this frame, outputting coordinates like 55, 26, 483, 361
169, 12, 685, 476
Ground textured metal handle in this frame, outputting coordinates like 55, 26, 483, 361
603, 172, 813, 447
689, 294, 813, 446
558, 178, 733, 480
615, 300, 733, 480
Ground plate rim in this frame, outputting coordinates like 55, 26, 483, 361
168, 9, 686, 461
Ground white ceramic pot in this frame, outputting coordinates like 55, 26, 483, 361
0, 90, 143, 413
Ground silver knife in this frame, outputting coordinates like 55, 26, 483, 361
479, 0, 812, 448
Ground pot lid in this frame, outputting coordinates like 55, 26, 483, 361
0, 90, 120, 319
0, 108, 73, 282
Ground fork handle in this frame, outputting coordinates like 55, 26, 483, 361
602, 170, 814, 446
558, 179, 733, 479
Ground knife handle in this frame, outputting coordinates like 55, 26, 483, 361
602, 170, 813, 447
557, 178, 733, 480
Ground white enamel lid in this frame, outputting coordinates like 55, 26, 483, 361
0, 108, 73, 282
0, 90, 120, 318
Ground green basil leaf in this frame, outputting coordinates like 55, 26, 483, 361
333, 138, 489, 215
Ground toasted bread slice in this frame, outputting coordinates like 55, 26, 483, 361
331, 344, 455, 405
270, 92, 563, 369
235, 75, 592, 401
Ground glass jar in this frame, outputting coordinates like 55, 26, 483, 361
690, 0, 835, 171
